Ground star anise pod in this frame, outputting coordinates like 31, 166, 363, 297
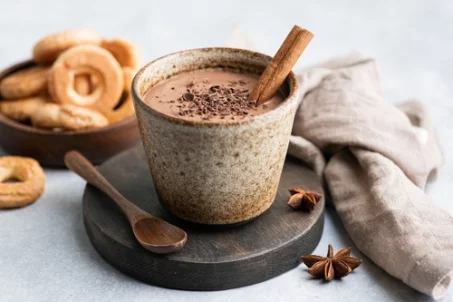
288, 187, 322, 211
301, 244, 362, 281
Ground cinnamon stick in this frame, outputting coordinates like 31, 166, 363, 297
249, 25, 313, 105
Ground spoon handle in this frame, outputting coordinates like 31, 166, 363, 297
64, 151, 146, 223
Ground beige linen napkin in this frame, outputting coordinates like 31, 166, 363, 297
226, 29, 453, 298
288, 53, 453, 299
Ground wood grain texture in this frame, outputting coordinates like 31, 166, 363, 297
0, 60, 140, 167
65, 151, 187, 254
83, 144, 325, 290
249, 25, 313, 105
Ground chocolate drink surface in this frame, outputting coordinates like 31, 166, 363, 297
144, 70, 284, 122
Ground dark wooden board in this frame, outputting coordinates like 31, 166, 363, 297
83, 144, 324, 290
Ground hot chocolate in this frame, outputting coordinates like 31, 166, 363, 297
144, 70, 284, 122
133, 48, 300, 225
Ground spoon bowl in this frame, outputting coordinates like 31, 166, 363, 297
133, 217, 187, 254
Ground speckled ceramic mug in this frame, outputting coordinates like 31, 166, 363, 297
132, 48, 299, 225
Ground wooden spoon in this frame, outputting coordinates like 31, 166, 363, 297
64, 151, 187, 254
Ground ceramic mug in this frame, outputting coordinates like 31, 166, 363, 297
132, 48, 299, 225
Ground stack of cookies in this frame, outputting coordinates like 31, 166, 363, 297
0, 29, 142, 131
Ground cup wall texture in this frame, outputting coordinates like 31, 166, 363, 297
133, 48, 299, 225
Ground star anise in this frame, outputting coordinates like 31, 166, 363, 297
288, 187, 322, 211
301, 244, 362, 281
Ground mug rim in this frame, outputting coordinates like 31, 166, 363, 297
132, 47, 300, 127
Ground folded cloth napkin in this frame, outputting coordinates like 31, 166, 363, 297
226, 28, 453, 298
288, 53, 453, 299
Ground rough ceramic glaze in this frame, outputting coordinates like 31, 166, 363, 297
132, 48, 299, 225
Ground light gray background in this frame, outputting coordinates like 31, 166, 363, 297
1, 0, 452, 301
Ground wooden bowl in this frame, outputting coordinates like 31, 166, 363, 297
0, 60, 141, 167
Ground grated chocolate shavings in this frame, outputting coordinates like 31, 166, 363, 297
170, 83, 257, 121
182, 93, 195, 101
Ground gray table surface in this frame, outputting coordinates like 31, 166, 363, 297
1, 0, 453, 301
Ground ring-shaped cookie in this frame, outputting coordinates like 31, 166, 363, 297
0, 66, 49, 99
31, 103, 109, 131
0, 156, 46, 209
0, 96, 50, 122
101, 38, 142, 68
105, 68, 135, 123
33, 28, 101, 64
48, 45, 123, 114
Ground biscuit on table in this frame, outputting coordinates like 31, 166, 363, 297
0, 156, 45, 209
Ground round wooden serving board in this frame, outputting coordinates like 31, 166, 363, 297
83, 144, 325, 290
